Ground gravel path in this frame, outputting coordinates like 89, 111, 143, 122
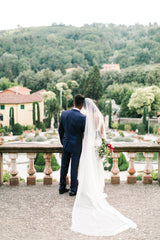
0, 181, 160, 240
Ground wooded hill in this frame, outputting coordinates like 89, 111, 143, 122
1, 22, 160, 82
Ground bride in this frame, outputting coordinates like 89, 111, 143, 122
71, 98, 137, 236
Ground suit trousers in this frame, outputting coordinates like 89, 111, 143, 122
59, 149, 81, 192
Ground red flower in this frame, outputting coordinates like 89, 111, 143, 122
107, 144, 113, 152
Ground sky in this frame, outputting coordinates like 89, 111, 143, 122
0, 0, 160, 30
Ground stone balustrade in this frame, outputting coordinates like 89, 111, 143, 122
111, 142, 160, 184
0, 142, 160, 186
0, 143, 63, 186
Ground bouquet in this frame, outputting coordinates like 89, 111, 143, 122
98, 139, 113, 167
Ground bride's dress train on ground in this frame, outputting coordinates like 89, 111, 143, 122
71, 98, 137, 236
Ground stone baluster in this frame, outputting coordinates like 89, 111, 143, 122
127, 152, 137, 184
27, 153, 36, 185
9, 153, 20, 186
158, 152, 160, 185
0, 153, 3, 185
43, 153, 53, 185
143, 152, 154, 184
111, 152, 120, 184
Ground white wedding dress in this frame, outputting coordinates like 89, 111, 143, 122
71, 98, 136, 236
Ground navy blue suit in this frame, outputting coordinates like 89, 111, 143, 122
58, 109, 86, 192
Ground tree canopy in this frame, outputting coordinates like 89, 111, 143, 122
1, 23, 160, 117
128, 86, 160, 116
85, 65, 102, 101
1, 23, 160, 78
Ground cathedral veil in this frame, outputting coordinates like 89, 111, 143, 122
71, 98, 136, 236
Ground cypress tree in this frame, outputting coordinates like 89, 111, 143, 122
108, 100, 112, 128
85, 65, 103, 103
33, 101, 40, 129
9, 107, 14, 130
143, 106, 148, 132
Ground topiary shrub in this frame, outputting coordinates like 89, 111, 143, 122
51, 154, 60, 171
46, 134, 53, 140
118, 130, 124, 137
117, 123, 125, 130
118, 152, 129, 171
123, 137, 134, 142
111, 122, 118, 129
136, 174, 142, 181
33, 101, 40, 128
152, 172, 158, 181
12, 123, 23, 135
108, 100, 112, 128
149, 125, 153, 134
3, 170, 10, 182
35, 135, 46, 142
137, 123, 146, 135
104, 152, 129, 172
124, 124, 131, 131
25, 136, 34, 142
137, 170, 158, 181
9, 107, 15, 130
39, 122, 46, 132
130, 122, 138, 131
151, 169, 158, 181
112, 136, 124, 142
34, 153, 60, 172
135, 152, 145, 162
27, 125, 35, 130
153, 124, 159, 135
0, 128, 6, 136
112, 136, 134, 142
14, 137, 20, 141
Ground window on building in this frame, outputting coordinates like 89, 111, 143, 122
0, 105, 5, 110
20, 105, 25, 110
0, 114, 3, 121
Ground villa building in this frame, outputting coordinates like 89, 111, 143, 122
0, 86, 44, 127
100, 64, 120, 73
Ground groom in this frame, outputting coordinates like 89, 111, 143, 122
58, 94, 86, 196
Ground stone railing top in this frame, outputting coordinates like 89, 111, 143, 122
0, 143, 63, 153
112, 142, 160, 152
0, 142, 160, 153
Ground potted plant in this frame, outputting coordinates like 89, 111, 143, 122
0, 137, 4, 145
19, 135, 24, 142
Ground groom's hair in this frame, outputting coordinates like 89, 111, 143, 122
74, 94, 85, 107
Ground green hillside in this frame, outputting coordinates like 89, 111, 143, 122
1, 23, 160, 120
0, 22, 160, 82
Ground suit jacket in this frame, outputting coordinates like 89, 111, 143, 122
58, 109, 86, 154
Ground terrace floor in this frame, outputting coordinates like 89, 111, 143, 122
0, 181, 160, 240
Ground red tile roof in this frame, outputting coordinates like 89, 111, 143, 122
6, 86, 31, 95
32, 89, 46, 95
100, 64, 120, 72
0, 93, 43, 104
66, 68, 77, 73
